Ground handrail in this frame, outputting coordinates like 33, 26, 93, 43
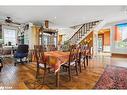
69, 23, 85, 41
68, 20, 100, 42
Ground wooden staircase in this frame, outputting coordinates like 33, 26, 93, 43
61, 20, 101, 51
68, 20, 101, 45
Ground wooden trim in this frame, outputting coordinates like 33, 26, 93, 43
111, 53, 127, 58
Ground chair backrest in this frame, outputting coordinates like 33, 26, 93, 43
17, 45, 29, 53
68, 45, 76, 65
49, 45, 57, 51
34, 45, 45, 64
81, 45, 88, 56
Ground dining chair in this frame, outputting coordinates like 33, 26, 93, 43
80, 49, 87, 69
50, 45, 57, 51
34, 45, 50, 84
61, 45, 79, 81
0, 57, 3, 72
76, 45, 83, 73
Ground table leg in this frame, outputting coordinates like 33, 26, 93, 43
56, 70, 60, 88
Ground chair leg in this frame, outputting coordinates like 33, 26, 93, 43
75, 63, 79, 76
36, 63, 40, 79
20, 58, 23, 64
86, 56, 88, 66
14, 62, 17, 66
14, 58, 17, 66
78, 60, 82, 73
68, 67, 71, 81
56, 71, 60, 88
43, 63, 47, 84
83, 58, 86, 69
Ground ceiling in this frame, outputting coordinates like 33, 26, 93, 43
0, 6, 126, 28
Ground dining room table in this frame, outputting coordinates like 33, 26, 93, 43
31, 48, 89, 88
31, 50, 70, 88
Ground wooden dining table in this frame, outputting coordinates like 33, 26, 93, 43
31, 50, 70, 87
31, 49, 90, 87
44, 51, 70, 87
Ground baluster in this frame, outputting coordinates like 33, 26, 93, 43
78, 31, 80, 39
88, 23, 90, 31
86, 23, 88, 32
73, 37, 75, 44
80, 28, 82, 37
82, 25, 84, 36
78, 31, 80, 40
74, 35, 76, 43
71, 38, 73, 44
94, 21, 97, 26
90, 22, 92, 28
76, 33, 78, 41
75, 35, 77, 43
79, 29, 81, 38
85, 24, 87, 34
92, 22, 94, 27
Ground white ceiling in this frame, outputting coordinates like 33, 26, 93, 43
0, 6, 126, 28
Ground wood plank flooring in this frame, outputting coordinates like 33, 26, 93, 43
0, 55, 127, 89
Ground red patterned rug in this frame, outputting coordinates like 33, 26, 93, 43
94, 65, 127, 89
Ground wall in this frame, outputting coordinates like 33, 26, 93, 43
58, 27, 79, 44
23, 22, 34, 49
31, 26, 40, 46
103, 31, 110, 52
104, 31, 110, 46
80, 31, 93, 47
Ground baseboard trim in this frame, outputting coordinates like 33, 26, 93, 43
111, 53, 127, 58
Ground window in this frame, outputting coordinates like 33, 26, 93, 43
114, 23, 127, 48
4, 29, 17, 45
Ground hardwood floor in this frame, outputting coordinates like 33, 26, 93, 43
0, 55, 127, 89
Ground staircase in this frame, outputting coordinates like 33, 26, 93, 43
68, 20, 101, 45
61, 20, 101, 51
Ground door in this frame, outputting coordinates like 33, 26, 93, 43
98, 37, 103, 52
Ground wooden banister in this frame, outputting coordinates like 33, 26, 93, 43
68, 20, 100, 44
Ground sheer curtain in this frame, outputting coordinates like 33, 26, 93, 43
3, 29, 17, 45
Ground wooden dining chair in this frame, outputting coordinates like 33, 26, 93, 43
34, 45, 50, 84
61, 45, 79, 81
0, 57, 3, 72
80, 49, 87, 69
78, 45, 89, 71
76, 45, 83, 73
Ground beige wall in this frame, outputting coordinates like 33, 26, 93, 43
32, 26, 40, 46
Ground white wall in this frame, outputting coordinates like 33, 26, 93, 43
58, 27, 79, 44
25, 23, 34, 49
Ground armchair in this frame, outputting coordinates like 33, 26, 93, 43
14, 44, 29, 66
